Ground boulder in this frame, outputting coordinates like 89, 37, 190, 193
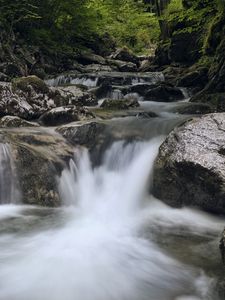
0, 116, 40, 128
106, 59, 137, 72
57, 85, 98, 106
145, 83, 184, 102
100, 98, 140, 110
153, 113, 225, 214
76, 53, 106, 65
0, 76, 80, 120
0, 128, 74, 206
176, 68, 208, 88
57, 121, 107, 148
175, 103, 214, 115
136, 111, 158, 118
39, 105, 94, 126
109, 48, 139, 65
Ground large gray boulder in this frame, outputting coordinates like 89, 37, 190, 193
153, 113, 225, 214
0, 128, 74, 206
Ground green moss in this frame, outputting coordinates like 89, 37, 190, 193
12, 75, 49, 94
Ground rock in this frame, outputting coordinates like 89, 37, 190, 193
57, 121, 107, 148
106, 59, 137, 72
12, 75, 49, 94
109, 48, 139, 65
175, 103, 214, 115
127, 83, 154, 96
0, 73, 9, 82
0, 76, 79, 120
170, 31, 202, 64
56, 85, 98, 106
145, 83, 184, 102
191, 92, 225, 112
100, 98, 140, 110
81, 64, 114, 73
5, 63, 24, 77
139, 59, 153, 72
220, 228, 225, 264
0, 128, 74, 206
0, 116, 40, 128
176, 68, 208, 88
136, 111, 158, 118
89, 82, 112, 100
153, 113, 225, 214
76, 53, 106, 65
39, 105, 94, 126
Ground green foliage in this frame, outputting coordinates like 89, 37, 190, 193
0, 0, 160, 55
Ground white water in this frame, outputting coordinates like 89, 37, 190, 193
0, 143, 20, 204
0, 139, 222, 300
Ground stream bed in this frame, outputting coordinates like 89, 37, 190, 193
0, 71, 224, 300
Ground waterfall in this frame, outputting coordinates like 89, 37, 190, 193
0, 139, 219, 300
0, 143, 20, 204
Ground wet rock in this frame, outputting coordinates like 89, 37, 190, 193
136, 111, 158, 118
57, 121, 107, 148
0, 128, 74, 206
176, 68, 208, 88
109, 48, 139, 65
0, 72, 9, 82
106, 59, 137, 72
153, 113, 225, 214
0, 76, 78, 120
220, 228, 225, 264
0, 116, 40, 128
145, 83, 184, 102
139, 59, 154, 72
81, 64, 114, 73
89, 82, 112, 100
76, 53, 106, 65
175, 103, 214, 115
12, 75, 49, 94
39, 105, 94, 126
100, 98, 140, 110
56, 85, 97, 106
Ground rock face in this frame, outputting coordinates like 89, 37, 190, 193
153, 113, 225, 214
0, 128, 74, 206
39, 105, 94, 126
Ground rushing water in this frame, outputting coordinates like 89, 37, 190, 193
0, 137, 223, 300
0, 71, 224, 300
0, 143, 20, 204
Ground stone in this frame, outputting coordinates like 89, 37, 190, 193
100, 98, 140, 110
0, 128, 74, 206
39, 105, 94, 126
175, 103, 214, 115
106, 59, 137, 72
145, 83, 184, 102
0, 116, 40, 128
109, 48, 139, 65
56, 85, 98, 106
176, 68, 208, 88
153, 113, 225, 214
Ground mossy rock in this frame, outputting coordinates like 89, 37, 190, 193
100, 99, 140, 110
12, 75, 49, 94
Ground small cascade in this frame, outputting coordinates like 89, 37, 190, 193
179, 87, 190, 100
46, 72, 165, 88
70, 77, 99, 87
0, 143, 20, 204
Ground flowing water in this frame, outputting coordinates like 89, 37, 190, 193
0, 72, 224, 300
